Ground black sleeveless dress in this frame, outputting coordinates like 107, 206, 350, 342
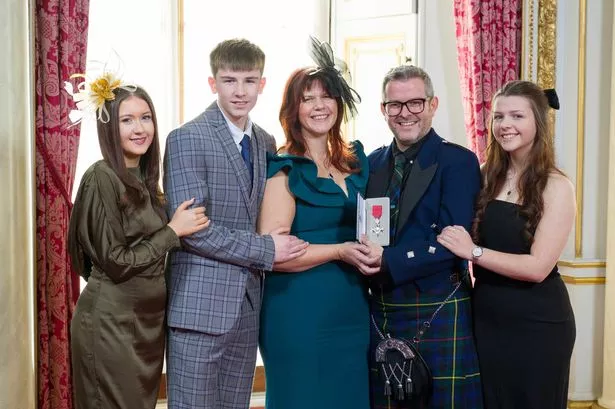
473, 200, 576, 409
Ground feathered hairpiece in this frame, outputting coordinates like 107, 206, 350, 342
64, 54, 136, 125
308, 36, 361, 119
543, 88, 560, 110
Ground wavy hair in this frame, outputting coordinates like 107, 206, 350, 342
473, 80, 563, 243
278, 67, 358, 173
97, 86, 165, 218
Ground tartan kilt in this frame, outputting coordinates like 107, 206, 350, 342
369, 283, 483, 409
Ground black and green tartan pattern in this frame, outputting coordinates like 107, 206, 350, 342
386, 152, 407, 240
369, 285, 483, 409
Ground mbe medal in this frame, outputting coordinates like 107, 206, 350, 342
357, 195, 390, 246
371, 205, 384, 237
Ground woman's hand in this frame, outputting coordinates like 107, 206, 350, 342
437, 225, 474, 260
337, 242, 380, 274
168, 198, 210, 237
355, 235, 384, 276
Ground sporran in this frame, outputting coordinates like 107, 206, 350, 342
372, 270, 467, 404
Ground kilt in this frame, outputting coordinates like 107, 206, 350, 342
369, 283, 483, 409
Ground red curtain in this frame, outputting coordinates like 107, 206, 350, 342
453, 0, 522, 162
35, 1, 90, 408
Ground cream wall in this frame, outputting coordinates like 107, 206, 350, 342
418, 0, 467, 147
544, 0, 613, 404
598, 1, 615, 407
0, 0, 37, 408
331, 0, 467, 150
552, 0, 612, 263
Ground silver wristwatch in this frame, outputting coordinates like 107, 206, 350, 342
471, 246, 484, 260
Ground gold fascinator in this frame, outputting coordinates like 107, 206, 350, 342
64, 70, 136, 124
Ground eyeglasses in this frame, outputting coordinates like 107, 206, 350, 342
382, 98, 431, 116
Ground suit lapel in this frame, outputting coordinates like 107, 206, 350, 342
366, 146, 391, 198
395, 132, 441, 239
209, 105, 253, 215
251, 126, 268, 203
395, 162, 437, 239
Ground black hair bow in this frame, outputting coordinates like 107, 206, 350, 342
543, 88, 560, 110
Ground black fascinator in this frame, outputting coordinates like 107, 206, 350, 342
308, 36, 361, 119
543, 88, 560, 110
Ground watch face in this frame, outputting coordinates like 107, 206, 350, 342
472, 247, 483, 258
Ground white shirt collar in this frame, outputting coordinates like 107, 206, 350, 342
217, 101, 253, 151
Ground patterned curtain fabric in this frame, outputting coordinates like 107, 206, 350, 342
453, 0, 522, 162
35, 1, 90, 408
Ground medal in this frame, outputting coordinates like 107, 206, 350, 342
371, 205, 384, 237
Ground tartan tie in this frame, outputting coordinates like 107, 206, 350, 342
386, 151, 407, 240
240, 134, 253, 186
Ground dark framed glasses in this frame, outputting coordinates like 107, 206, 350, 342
382, 98, 431, 116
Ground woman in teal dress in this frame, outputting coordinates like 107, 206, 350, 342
257, 38, 379, 409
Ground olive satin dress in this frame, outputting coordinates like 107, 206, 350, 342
69, 161, 180, 409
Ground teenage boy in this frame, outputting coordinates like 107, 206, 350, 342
164, 38, 308, 409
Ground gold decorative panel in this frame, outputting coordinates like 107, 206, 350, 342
536, 0, 557, 89
575, 0, 587, 258
523, 0, 558, 84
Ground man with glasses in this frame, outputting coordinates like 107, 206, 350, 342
360, 65, 484, 408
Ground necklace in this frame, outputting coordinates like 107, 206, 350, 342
316, 160, 334, 179
506, 182, 514, 196
505, 170, 517, 196
305, 150, 334, 179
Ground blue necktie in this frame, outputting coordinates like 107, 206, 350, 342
240, 134, 253, 185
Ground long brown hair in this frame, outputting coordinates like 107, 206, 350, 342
97, 86, 165, 217
279, 68, 358, 173
473, 80, 562, 243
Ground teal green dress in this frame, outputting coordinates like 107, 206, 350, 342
259, 141, 370, 409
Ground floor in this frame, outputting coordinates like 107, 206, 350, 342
155, 393, 265, 408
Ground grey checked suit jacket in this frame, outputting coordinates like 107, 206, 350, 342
164, 102, 277, 335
